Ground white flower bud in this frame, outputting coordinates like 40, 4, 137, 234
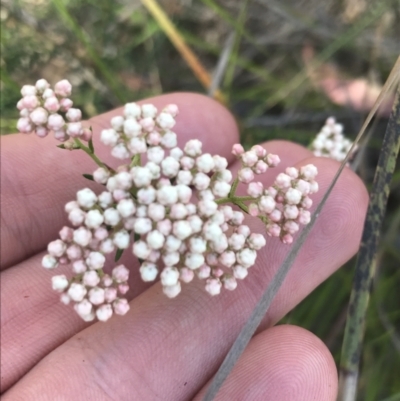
111, 143, 130, 159
132, 240, 150, 260
131, 166, 153, 187
146, 230, 165, 250
96, 304, 113, 322
84, 209, 104, 229
98, 191, 113, 209
141, 104, 157, 118
196, 153, 215, 173
88, 287, 105, 305
236, 248, 257, 268
157, 185, 178, 205
111, 115, 125, 131
173, 221, 192, 240
73, 227, 92, 247
156, 112, 175, 130
205, 278, 222, 296
160, 267, 179, 286
134, 217, 152, 235
51, 275, 69, 291
77, 188, 97, 209
83, 270, 100, 287
163, 252, 180, 266
68, 283, 87, 302
140, 262, 158, 281
124, 103, 141, 118
192, 173, 210, 190
104, 208, 120, 226
86, 251, 106, 269
160, 132, 177, 148
113, 230, 130, 249
123, 118, 142, 137
163, 282, 181, 298
100, 129, 119, 146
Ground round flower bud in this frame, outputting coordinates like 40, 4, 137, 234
51, 275, 69, 292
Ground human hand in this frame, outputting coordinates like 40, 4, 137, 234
1, 93, 368, 400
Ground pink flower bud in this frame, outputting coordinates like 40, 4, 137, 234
105, 287, 117, 302
112, 264, 129, 283
266, 153, 280, 167
54, 79, 72, 97
205, 278, 222, 295
223, 275, 237, 291
44, 96, 60, 112
67, 244, 83, 260
17, 118, 32, 133
118, 284, 129, 294
298, 209, 311, 225
30, 107, 48, 125
247, 182, 263, 197
72, 259, 87, 274
241, 151, 258, 167
248, 203, 259, 216
266, 223, 281, 237
179, 267, 194, 283
53, 130, 68, 142
140, 117, 155, 132
232, 143, 244, 156
283, 220, 299, 235
35, 126, 49, 138
67, 122, 82, 137
147, 131, 161, 145
22, 95, 39, 110
163, 104, 178, 117
66, 108, 82, 122
113, 298, 130, 315
59, 97, 73, 111
238, 167, 254, 183
47, 114, 65, 130
282, 234, 293, 244
253, 160, 268, 174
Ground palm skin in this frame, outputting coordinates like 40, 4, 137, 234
1, 93, 368, 400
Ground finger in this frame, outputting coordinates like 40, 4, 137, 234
1, 93, 239, 270
0, 140, 311, 392
194, 325, 337, 401
4, 156, 368, 400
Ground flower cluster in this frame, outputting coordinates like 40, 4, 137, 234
310, 117, 356, 162
232, 145, 318, 244
100, 102, 178, 160
16, 79, 90, 142
16, 79, 320, 323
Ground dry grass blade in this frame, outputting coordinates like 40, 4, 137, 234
141, 0, 225, 103
337, 69, 400, 401
203, 57, 400, 401
208, 32, 236, 97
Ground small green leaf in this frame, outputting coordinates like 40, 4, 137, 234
88, 137, 94, 153
115, 248, 124, 262
82, 173, 94, 181
57, 144, 66, 149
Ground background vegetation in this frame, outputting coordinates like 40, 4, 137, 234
1, 0, 399, 399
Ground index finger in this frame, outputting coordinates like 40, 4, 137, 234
1, 93, 239, 269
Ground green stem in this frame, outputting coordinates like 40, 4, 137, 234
74, 138, 106, 168
215, 195, 255, 205
130, 154, 141, 168
229, 177, 239, 197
